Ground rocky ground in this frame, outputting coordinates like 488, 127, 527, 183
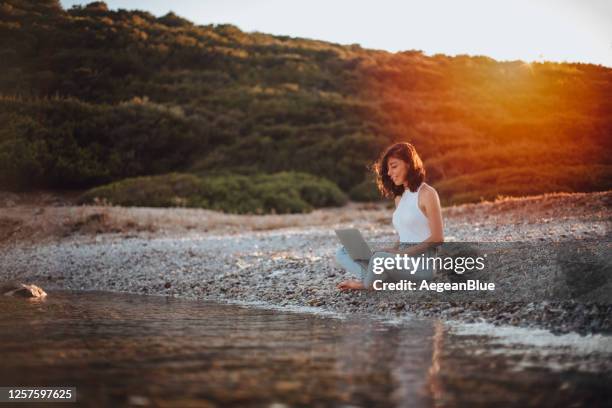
1, 190, 611, 335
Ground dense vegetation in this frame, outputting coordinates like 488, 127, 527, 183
1, 0, 610, 211
78, 172, 348, 213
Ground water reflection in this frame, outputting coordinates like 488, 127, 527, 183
0, 291, 609, 407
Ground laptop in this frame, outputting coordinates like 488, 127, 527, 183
335, 228, 373, 261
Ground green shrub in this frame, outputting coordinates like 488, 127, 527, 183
436, 165, 612, 205
0, 96, 202, 190
78, 173, 202, 207
348, 178, 382, 202
78, 171, 348, 214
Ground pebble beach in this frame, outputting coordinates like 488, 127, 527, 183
1, 190, 611, 335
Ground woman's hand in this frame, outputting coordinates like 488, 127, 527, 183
375, 242, 400, 254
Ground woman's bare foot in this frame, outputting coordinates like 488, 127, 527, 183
337, 280, 366, 290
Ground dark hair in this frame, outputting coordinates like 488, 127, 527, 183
373, 142, 426, 198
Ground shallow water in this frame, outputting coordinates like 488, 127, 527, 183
0, 291, 610, 407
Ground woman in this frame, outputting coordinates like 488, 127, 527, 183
336, 142, 444, 290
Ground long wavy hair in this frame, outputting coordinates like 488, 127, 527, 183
373, 142, 426, 198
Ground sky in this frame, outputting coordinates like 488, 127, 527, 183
60, 0, 612, 67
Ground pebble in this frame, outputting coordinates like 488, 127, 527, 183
1, 196, 610, 335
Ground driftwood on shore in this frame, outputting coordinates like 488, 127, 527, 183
0, 190, 610, 334
1, 282, 47, 298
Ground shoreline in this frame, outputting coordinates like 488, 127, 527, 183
1, 190, 611, 335
40, 288, 612, 358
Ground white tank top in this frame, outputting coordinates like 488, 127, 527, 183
392, 182, 431, 243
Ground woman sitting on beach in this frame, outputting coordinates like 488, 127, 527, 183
336, 142, 444, 290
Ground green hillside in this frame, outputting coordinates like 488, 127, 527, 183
1, 0, 611, 211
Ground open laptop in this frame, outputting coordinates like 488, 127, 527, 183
335, 228, 373, 261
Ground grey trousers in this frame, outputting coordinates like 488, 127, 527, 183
335, 244, 436, 288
